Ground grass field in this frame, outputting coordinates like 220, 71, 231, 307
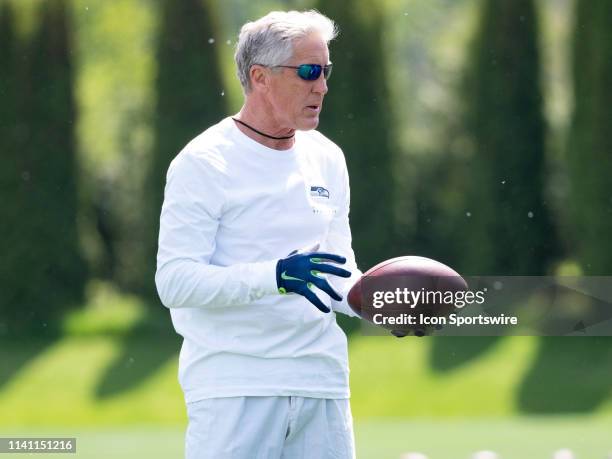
1, 283, 611, 457
3, 417, 611, 458
2, 330, 611, 426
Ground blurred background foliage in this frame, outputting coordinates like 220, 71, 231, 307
1, 0, 612, 436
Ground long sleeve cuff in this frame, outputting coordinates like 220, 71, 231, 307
250, 259, 281, 298
156, 258, 281, 309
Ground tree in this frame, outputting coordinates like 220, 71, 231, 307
314, 0, 399, 270
0, 0, 86, 335
457, 0, 556, 275
142, 0, 227, 300
0, 0, 22, 336
567, 0, 612, 274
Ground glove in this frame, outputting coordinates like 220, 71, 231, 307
391, 324, 443, 338
391, 330, 409, 338
276, 250, 352, 313
391, 329, 426, 338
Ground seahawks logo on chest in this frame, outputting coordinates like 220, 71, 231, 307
310, 186, 330, 198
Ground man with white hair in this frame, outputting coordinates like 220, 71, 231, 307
156, 10, 360, 459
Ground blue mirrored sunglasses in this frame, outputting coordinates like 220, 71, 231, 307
277, 64, 332, 81
254, 63, 333, 81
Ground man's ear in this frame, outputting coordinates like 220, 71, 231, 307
249, 65, 269, 93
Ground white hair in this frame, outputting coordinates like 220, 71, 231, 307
234, 10, 337, 93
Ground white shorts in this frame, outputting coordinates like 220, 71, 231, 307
185, 396, 355, 459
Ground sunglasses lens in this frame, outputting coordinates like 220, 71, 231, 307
297, 64, 322, 81
323, 65, 332, 80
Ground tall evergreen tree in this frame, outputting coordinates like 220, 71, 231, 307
144, 0, 227, 299
1, 0, 86, 335
567, 0, 612, 274
457, 0, 555, 275
0, 1, 22, 336
314, 0, 398, 270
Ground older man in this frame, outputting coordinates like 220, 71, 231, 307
156, 10, 360, 459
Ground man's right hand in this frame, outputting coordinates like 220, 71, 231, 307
276, 251, 352, 313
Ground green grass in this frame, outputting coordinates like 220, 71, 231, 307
2, 332, 611, 426
0, 282, 185, 427
1, 296, 612, 426
1, 281, 612, 459
355, 417, 612, 458
2, 418, 611, 459
350, 335, 538, 417
0, 335, 185, 426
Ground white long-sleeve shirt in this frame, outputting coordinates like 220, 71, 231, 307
156, 117, 361, 403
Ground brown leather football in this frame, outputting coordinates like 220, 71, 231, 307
348, 256, 468, 336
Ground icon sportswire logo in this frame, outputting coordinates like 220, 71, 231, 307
310, 186, 330, 198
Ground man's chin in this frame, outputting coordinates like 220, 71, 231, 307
297, 117, 320, 131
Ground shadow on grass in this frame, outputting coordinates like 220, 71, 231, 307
428, 336, 504, 372
0, 331, 59, 391
94, 308, 180, 399
517, 336, 612, 413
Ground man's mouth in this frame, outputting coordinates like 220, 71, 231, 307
306, 105, 320, 113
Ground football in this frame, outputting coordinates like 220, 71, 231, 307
347, 256, 468, 336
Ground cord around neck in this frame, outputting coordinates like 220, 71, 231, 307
232, 117, 295, 140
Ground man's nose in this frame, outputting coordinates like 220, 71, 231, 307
313, 74, 328, 95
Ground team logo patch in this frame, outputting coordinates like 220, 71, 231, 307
310, 186, 330, 198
